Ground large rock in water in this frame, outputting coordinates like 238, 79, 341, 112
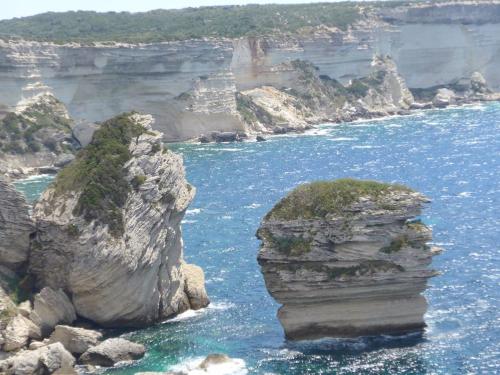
79, 338, 145, 366
257, 179, 440, 340
29, 112, 209, 327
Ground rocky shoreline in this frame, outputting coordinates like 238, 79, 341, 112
0, 113, 209, 373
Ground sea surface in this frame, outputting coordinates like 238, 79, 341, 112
15, 103, 500, 374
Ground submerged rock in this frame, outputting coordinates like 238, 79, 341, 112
257, 179, 440, 340
79, 338, 145, 367
29, 112, 209, 327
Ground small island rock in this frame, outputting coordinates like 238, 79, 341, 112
257, 179, 440, 340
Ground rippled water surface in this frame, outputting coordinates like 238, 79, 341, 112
15, 104, 500, 374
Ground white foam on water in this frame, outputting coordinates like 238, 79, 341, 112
15, 174, 53, 183
244, 203, 261, 209
186, 208, 202, 215
181, 219, 197, 224
163, 301, 236, 323
458, 192, 472, 198
169, 356, 248, 375
328, 137, 358, 141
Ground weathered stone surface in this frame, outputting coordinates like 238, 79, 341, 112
48, 325, 102, 355
29, 113, 208, 327
181, 263, 210, 310
0, 93, 80, 175
0, 342, 75, 374
29, 288, 76, 337
3, 314, 41, 351
433, 88, 456, 108
79, 338, 145, 367
0, 180, 34, 270
1, 2, 499, 141
257, 179, 440, 340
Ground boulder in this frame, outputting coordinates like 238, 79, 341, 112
17, 301, 32, 318
29, 288, 76, 337
3, 314, 42, 351
433, 88, 456, 108
256, 135, 267, 142
212, 131, 238, 142
0, 342, 75, 374
48, 325, 102, 355
181, 263, 210, 310
79, 338, 145, 367
257, 179, 440, 340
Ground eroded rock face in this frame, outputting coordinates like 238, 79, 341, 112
29, 113, 209, 327
0, 179, 35, 271
257, 179, 440, 340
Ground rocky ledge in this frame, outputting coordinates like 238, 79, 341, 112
257, 179, 441, 340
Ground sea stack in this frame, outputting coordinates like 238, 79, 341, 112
29, 112, 209, 327
257, 179, 440, 340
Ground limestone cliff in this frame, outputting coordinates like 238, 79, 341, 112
237, 55, 414, 134
0, 1, 499, 141
257, 179, 440, 340
0, 93, 80, 177
29, 112, 208, 327
0, 180, 34, 272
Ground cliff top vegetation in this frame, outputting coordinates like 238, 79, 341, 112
265, 178, 413, 220
54, 112, 146, 236
0, 3, 373, 43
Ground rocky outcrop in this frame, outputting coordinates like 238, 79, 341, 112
0, 180, 34, 271
29, 112, 209, 327
257, 179, 440, 340
79, 337, 145, 366
0, 93, 80, 178
0, 342, 75, 374
236, 55, 414, 133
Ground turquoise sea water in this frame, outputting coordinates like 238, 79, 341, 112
15, 104, 500, 374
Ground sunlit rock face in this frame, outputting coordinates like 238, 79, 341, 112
0, 2, 499, 140
29, 113, 209, 327
257, 179, 441, 340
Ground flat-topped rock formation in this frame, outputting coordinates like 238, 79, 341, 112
257, 179, 441, 340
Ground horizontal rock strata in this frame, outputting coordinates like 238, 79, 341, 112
257, 179, 441, 340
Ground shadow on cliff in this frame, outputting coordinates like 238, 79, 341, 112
284, 331, 425, 355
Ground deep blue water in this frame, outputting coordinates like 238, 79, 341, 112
15, 104, 500, 374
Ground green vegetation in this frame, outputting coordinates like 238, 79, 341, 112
328, 260, 404, 279
266, 179, 412, 220
380, 236, 408, 254
4, 274, 32, 305
131, 175, 147, 190
54, 113, 146, 236
0, 101, 73, 155
0, 3, 362, 43
261, 229, 312, 256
